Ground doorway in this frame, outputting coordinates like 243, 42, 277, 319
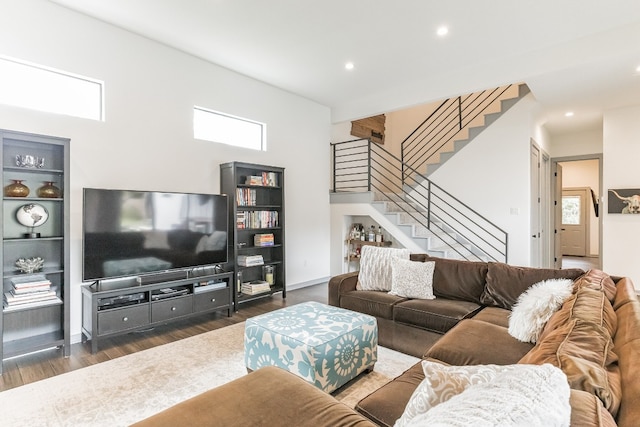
551, 156, 602, 269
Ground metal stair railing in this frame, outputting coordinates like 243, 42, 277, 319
401, 84, 517, 179
331, 138, 508, 262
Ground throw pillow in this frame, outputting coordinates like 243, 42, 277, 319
480, 261, 584, 309
394, 361, 520, 427
356, 246, 410, 291
405, 364, 571, 427
508, 278, 573, 343
388, 259, 436, 299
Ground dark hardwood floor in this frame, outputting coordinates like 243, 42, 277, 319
0, 283, 328, 392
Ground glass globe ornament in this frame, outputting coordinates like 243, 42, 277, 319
16, 203, 49, 238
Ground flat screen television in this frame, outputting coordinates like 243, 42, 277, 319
82, 188, 228, 282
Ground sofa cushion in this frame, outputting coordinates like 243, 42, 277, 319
132, 366, 376, 427
424, 319, 534, 365
356, 246, 410, 291
541, 286, 617, 341
393, 298, 482, 334
340, 290, 406, 320
519, 318, 621, 417
570, 389, 617, 427
508, 278, 573, 343
573, 269, 617, 303
355, 362, 425, 427
471, 306, 510, 328
403, 364, 571, 427
419, 255, 488, 304
388, 258, 435, 300
480, 262, 584, 310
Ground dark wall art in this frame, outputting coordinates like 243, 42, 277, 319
608, 188, 640, 214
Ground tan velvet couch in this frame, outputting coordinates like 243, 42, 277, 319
135, 257, 640, 426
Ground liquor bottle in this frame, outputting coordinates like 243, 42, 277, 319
360, 225, 365, 241
368, 226, 375, 242
376, 226, 383, 243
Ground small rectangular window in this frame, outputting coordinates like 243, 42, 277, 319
0, 56, 103, 121
194, 106, 266, 151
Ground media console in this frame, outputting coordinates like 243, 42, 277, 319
81, 270, 233, 353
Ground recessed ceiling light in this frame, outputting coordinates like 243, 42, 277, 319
565, 111, 574, 117
345, 62, 355, 71
436, 26, 449, 37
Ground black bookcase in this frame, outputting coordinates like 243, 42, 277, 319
0, 129, 70, 373
220, 162, 285, 309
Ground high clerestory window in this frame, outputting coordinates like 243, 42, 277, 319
0, 56, 104, 121
193, 106, 266, 151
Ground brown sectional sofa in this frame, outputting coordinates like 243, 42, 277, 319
330, 256, 640, 427
135, 255, 640, 427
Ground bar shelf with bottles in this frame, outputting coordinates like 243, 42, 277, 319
345, 224, 391, 270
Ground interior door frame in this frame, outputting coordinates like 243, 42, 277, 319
531, 140, 551, 268
550, 154, 603, 269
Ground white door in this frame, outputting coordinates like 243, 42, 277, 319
561, 188, 588, 256
530, 144, 541, 266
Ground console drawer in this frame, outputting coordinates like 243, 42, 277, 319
98, 304, 149, 335
194, 288, 229, 312
151, 295, 192, 323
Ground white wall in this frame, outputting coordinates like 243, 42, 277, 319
0, 0, 332, 341
602, 105, 640, 286
429, 94, 539, 266
549, 128, 603, 158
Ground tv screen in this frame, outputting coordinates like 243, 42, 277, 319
83, 188, 228, 281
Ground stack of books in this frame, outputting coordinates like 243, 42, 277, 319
254, 233, 274, 247
241, 280, 271, 295
4, 274, 61, 312
238, 255, 264, 267
244, 172, 278, 187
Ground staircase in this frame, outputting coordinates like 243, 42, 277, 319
331, 83, 531, 262
403, 83, 530, 177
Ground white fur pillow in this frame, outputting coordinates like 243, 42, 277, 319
508, 278, 574, 343
388, 259, 435, 299
394, 361, 519, 427
356, 246, 410, 291
405, 364, 571, 427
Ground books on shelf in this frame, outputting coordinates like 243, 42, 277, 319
244, 172, 278, 187
238, 255, 264, 267
4, 274, 61, 311
241, 280, 271, 295
254, 233, 274, 247
236, 210, 279, 229
236, 188, 257, 206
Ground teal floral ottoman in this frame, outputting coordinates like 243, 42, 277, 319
244, 301, 378, 393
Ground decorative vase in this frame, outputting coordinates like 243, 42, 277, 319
37, 181, 61, 198
4, 180, 30, 197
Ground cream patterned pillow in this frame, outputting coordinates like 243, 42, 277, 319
356, 246, 410, 291
388, 259, 435, 299
394, 361, 519, 427
508, 278, 573, 343
405, 364, 570, 427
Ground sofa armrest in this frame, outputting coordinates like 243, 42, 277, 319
328, 271, 359, 307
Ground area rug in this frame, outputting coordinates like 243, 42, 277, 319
0, 322, 419, 426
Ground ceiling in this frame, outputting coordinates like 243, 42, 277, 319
49, 0, 640, 134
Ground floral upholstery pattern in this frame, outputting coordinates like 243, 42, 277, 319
244, 301, 378, 393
